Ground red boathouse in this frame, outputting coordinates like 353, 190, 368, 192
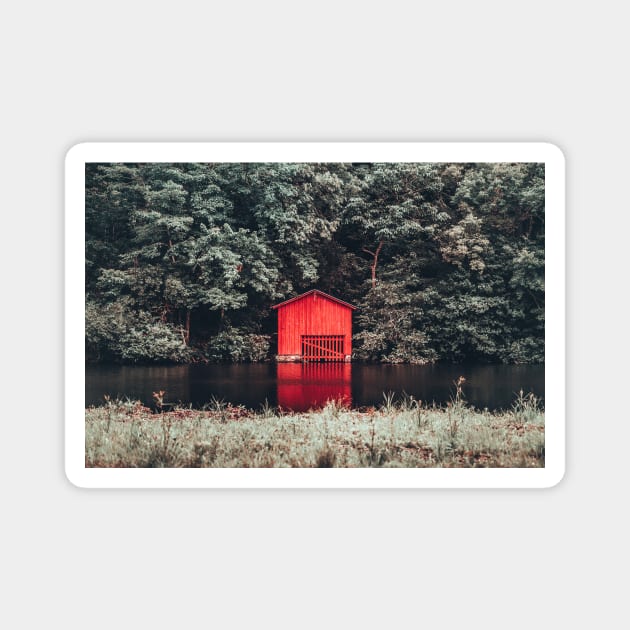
272, 290, 356, 362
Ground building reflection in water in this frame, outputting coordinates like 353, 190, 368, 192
276, 363, 352, 411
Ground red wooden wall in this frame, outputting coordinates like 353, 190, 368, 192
273, 291, 354, 358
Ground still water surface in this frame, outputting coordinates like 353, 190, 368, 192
86, 363, 544, 411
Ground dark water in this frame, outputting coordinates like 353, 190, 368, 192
85, 363, 544, 412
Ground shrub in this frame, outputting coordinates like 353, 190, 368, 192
203, 327, 270, 362
85, 298, 191, 363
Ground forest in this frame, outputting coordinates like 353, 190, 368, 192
85, 162, 544, 365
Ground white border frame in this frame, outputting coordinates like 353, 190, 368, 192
66, 142, 565, 488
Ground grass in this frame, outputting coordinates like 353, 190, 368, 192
85, 384, 545, 468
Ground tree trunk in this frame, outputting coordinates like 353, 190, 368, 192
363, 241, 383, 289
185, 309, 191, 345
168, 239, 176, 263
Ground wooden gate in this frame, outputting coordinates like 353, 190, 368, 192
301, 335, 345, 362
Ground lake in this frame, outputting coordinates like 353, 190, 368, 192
85, 363, 544, 411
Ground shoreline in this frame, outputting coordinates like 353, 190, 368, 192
85, 395, 544, 469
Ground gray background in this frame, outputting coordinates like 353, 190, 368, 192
2, 1, 626, 628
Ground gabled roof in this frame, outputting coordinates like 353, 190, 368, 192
271, 289, 357, 311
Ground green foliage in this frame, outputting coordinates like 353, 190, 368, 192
203, 328, 270, 363
119, 317, 192, 363
353, 279, 437, 364
86, 162, 545, 364
86, 298, 191, 363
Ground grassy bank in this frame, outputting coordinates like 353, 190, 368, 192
85, 388, 544, 468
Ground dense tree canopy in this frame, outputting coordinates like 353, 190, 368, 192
86, 162, 545, 364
